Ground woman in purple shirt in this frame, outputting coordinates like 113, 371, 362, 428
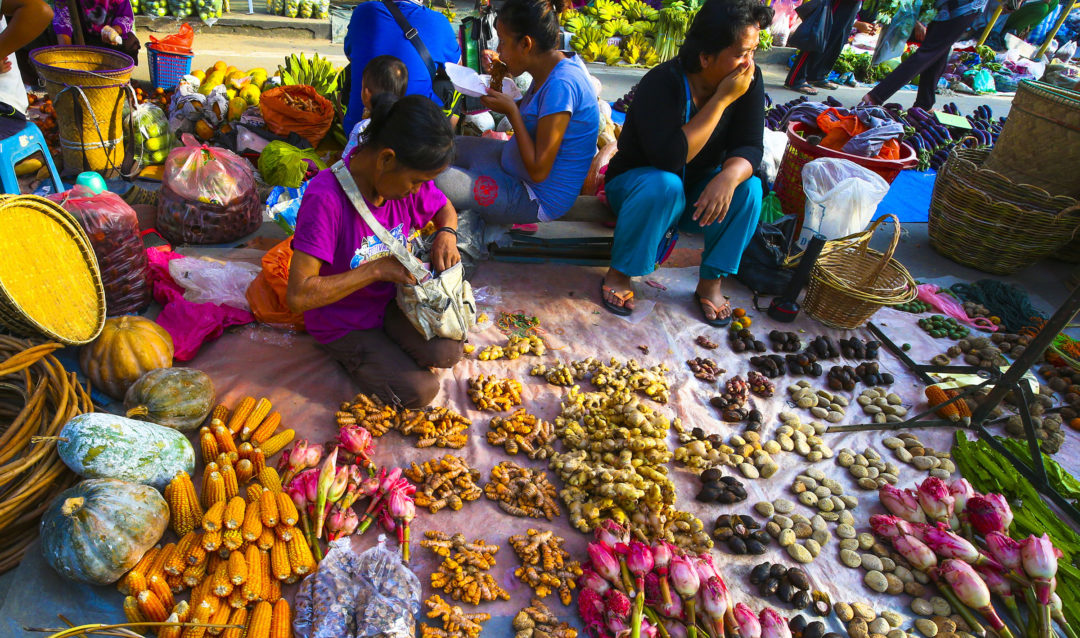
287, 95, 463, 408
53, 0, 141, 64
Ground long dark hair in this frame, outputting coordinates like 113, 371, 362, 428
678, 0, 773, 73
360, 93, 455, 171
497, 0, 568, 52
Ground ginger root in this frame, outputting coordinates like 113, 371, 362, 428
487, 409, 556, 459
484, 461, 560, 520
335, 393, 397, 436
467, 375, 524, 411
422, 594, 491, 638
509, 530, 582, 606
513, 598, 578, 638
405, 455, 483, 514
479, 335, 546, 361
336, 394, 471, 448
421, 532, 510, 604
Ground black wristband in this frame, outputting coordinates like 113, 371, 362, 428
433, 226, 458, 239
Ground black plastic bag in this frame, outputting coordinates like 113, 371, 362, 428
734, 215, 799, 296
788, 0, 833, 53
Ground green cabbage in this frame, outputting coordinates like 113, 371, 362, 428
258, 141, 327, 189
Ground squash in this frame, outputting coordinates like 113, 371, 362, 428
58, 413, 196, 490
80, 316, 174, 400
40, 478, 169, 585
124, 368, 216, 432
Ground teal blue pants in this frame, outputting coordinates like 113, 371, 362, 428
607, 167, 763, 279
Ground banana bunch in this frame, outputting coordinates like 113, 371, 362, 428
581, 41, 603, 63
562, 11, 587, 32
601, 20, 618, 38
592, 0, 624, 21
624, 32, 651, 50
643, 47, 660, 67
278, 53, 341, 96
601, 43, 623, 66
623, 0, 658, 22
570, 25, 606, 52
613, 18, 635, 37
622, 42, 642, 65
560, 8, 581, 25
631, 20, 654, 36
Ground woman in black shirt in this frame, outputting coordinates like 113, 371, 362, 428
600, 0, 771, 324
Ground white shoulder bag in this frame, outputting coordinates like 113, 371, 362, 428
332, 161, 477, 342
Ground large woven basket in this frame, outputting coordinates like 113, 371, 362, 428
983, 81, 1080, 198
1053, 235, 1080, 263
29, 46, 134, 178
0, 195, 106, 345
804, 214, 918, 330
928, 147, 1080, 275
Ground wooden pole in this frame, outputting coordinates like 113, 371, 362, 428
1034, 1, 1078, 59
66, 0, 85, 45
976, 3, 1003, 46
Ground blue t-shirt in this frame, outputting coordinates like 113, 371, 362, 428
343, 0, 461, 132
500, 54, 600, 220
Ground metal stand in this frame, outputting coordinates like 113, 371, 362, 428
827, 284, 1080, 525
490, 230, 613, 266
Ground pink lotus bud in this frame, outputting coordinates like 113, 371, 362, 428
360, 476, 380, 497
1020, 534, 1058, 603
628, 541, 654, 581
734, 603, 761, 638
664, 619, 689, 638
654, 584, 683, 618
652, 542, 673, 572
923, 527, 982, 563
977, 566, 1013, 599
287, 482, 308, 510
579, 567, 611, 595
588, 542, 621, 584
378, 466, 402, 494
984, 532, 1022, 572
870, 514, 916, 539
640, 620, 658, 638
387, 488, 414, 521
604, 589, 632, 618
894, 534, 938, 572
917, 477, 955, 522
967, 494, 1013, 536
759, 609, 791, 638
880, 484, 928, 523
949, 478, 975, 512
304, 442, 324, 468
578, 588, 605, 630
699, 577, 729, 621
325, 505, 348, 536
669, 555, 700, 598
940, 559, 991, 609
338, 425, 373, 456
596, 519, 630, 548
288, 440, 312, 469
606, 614, 629, 635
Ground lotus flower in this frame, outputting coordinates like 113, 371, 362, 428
652, 542, 674, 604
939, 559, 1013, 637
670, 555, 701, 638
387, 487, 415, 561
580, 566, 612, 595
759, 609, 790, 638
965, 493, 1013, 536
984, 532, 1022, 572
325, 505, 359, 541
734, 603, 761, 638
628, 541, 654, 591
1021, 534, 1058, 604
923, 527, 992, 566
894, 534, 938, 573
280, 440, 323, 484
589, 542, 622, 584
870, 514, 916, 539
917, 477, 955, 522
654, 584, 684, 619
880, 484, 928, 523
950, 478, 976, 512
664, 619, 689, 638
338, 424, 374, 462
699, 577, 729, 638
605, 588, 632, 617
596, 519, 630, 548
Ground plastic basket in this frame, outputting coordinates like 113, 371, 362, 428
147, 46, 193, 90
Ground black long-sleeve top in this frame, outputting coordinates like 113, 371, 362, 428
606, 59, 765, 187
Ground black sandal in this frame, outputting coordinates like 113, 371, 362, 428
601, 282, 634, 317
695, 293, 732, 327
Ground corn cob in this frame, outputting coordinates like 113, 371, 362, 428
221, 463, 239, 500
137, 590, 168, 622
270, 598, 291, 638
247, 601, 273, 637
258, 467, 284, 493
237, 442, 254, 461
200, 432, 220, 465
236, 459, 255, 484
124, 569, 148, 596
183, 560, 208, 589
224, 496, 245, 530
206, 554, 224, 577
149, 573, 175, 609
166, 533, 199, 576
257, 527, 276, 551
258, 429, 295, 458
172, 600, 192, 623
123, 595, 144, 624
283, 572, 299, 586
926, 385, 959, 420
270, 537, 291, 581
168, 472, 204, 536
240, 398, 272, 441
222, 607, 248, 638
202, 529, 223, 552
214, 424, 239, 456
148, 542, 176, 581
228, 549, 247, 585
242, 545, 264, 601
945, 388, 973, 418
203, 501, 226, 533
215, 452, 235, 469
207, 596, 232, 635
189, 576, 212, 610
250, 448, 267, 475
274, 523, 294, 542
182, 599, 214, 638
166, 573, 185, 592
211, 561, 233, 597
242, 499, 263, 542
263, 573, 281, 603
259, 489, 279, 527
227, 587, 247, 609
286, 531, 316, 576
212, 404, 229, 423
203, 471, 226, 509
118, 546, 159, 594
275, 492, 298, 527
187, 538, 208, 567
222, 529, 244, 552
250, 412, 281, 445
202, 462, 219, 492
227, 397, 256, 435
246, 484, 264, 504
158, 615, 182, 638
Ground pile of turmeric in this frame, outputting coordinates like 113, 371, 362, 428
513, 598, 578, 638
404, 455, 483, 514
336, 393, 470, 448
486, 409, 556, 459
421, 532, 510, 604
421, 594, 490, 638
508, 530, 582, 605
483, 461, 560, 520
467, 375, 524, 411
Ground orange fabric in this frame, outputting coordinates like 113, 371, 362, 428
877, 139, 901, 160
816, 108, 867, 151
245, 238, 305, 332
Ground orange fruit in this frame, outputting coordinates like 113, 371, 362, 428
732, 307, 746, 318
1070, 417, 1080, 431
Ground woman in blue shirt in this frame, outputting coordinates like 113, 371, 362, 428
435, 0, 600, 225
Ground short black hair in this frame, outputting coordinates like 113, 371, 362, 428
361, 94, 455, 172
497, 0, 568, 52
678, 0, 773, 73
362, 55, 408, 97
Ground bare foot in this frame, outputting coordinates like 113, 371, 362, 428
695, 278, 730, 321
602, 268, 636, 312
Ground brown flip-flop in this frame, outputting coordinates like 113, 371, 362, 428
601, 282, 634, 316
695, 293, 732, 327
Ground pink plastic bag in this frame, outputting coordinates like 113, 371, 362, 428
50, 186, 151, 315
916, 284, 999, 332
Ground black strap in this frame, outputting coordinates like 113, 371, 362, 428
380, 0, 437, 82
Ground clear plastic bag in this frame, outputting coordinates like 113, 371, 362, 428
294, 536, 421, 638
872, 0, 922, 64
49, 186, 152, 315
133, 103, 173, 167
801, 158, 890, 244
168, 256, 260, 310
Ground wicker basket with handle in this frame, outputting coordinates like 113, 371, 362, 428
803, 214, 918, 330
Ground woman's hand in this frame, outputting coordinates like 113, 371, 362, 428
374, 257, 417, 285
481, 49, 497, 73
480, 86, 518, 117
430, 231, 461, 273
0, 58, 10, 73
692, 171, 741, 227
57, 34, 72, 45
854, 20, 878, 34
715, 60, 756, 105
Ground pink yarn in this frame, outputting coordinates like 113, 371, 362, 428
916, 284, 998, 332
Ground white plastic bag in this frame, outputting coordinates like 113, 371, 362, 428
800, 158, 889, 247
168, 256, 260, 310
761, 129, 788, 186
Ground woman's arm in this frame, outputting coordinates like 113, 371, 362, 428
482, 89, 571, 183
111, 0, 134, 35
286, 250, 415, 314
0, 0, 54, 56
683, 61, 757, 164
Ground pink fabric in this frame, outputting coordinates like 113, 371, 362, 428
915, 283, 999, 332
146, 247, 255, 361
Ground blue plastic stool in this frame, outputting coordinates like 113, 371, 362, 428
1, 120, 64, 195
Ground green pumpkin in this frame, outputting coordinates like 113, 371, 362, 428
123, 368, 215, 432
40, 478, 169, 585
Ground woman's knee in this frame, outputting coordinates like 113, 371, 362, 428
414, 339, 464, 369
389, 372, 442, 409
613, 170, 685, 223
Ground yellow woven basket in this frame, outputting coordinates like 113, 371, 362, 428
0, 195, 106, 345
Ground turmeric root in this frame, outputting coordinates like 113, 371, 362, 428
405, 456, 483, 514
466, 375, 523, 411
513, 598, 578, 638
421, 595, 490, 638
486, 409, 555, 459
483, 461, 560, 520
508, 530, 582, 606
421, 532, 509, 604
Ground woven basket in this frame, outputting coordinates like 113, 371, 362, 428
803, 214, 918, 330
928, 147, 1080, 275
0, 195, 106, 345
983, 81, 1080, 198
29, 46, 134, 178
1053, 235, 1080, 263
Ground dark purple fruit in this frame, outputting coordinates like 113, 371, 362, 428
701, 468, 723, 483
803, 620, 824, 638
769, 563, 788, 579
787, 567, 810, 590
777, 581, 795, 603
750, 562, 771, 585
727, 537, 747, 554
760, 577, 779, 597
788, 614, 807, 635
746, 538, 766, 555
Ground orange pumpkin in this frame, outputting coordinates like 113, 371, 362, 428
80, 316, 174, 400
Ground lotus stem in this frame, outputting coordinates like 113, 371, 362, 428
940, 583, 987, 638
685, 598, 697, 638
632, 591, 645, 638
643, 608, 670, 638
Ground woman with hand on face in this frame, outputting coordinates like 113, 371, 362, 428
600, 0, 771, 325
287, 94, 463, 409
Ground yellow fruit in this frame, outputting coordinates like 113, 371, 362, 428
227, 88, 238, 100
145, 135, 168, 151
150, 149, 169, 163
15, 158, 43, 176
195, 120, 215, 140
227, 97, 246, 122
213, 61, 228, 72
227, 65, 238, 75
225, 71, 249, 90
192, 70, 206, 82
239, 85, 260, 107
